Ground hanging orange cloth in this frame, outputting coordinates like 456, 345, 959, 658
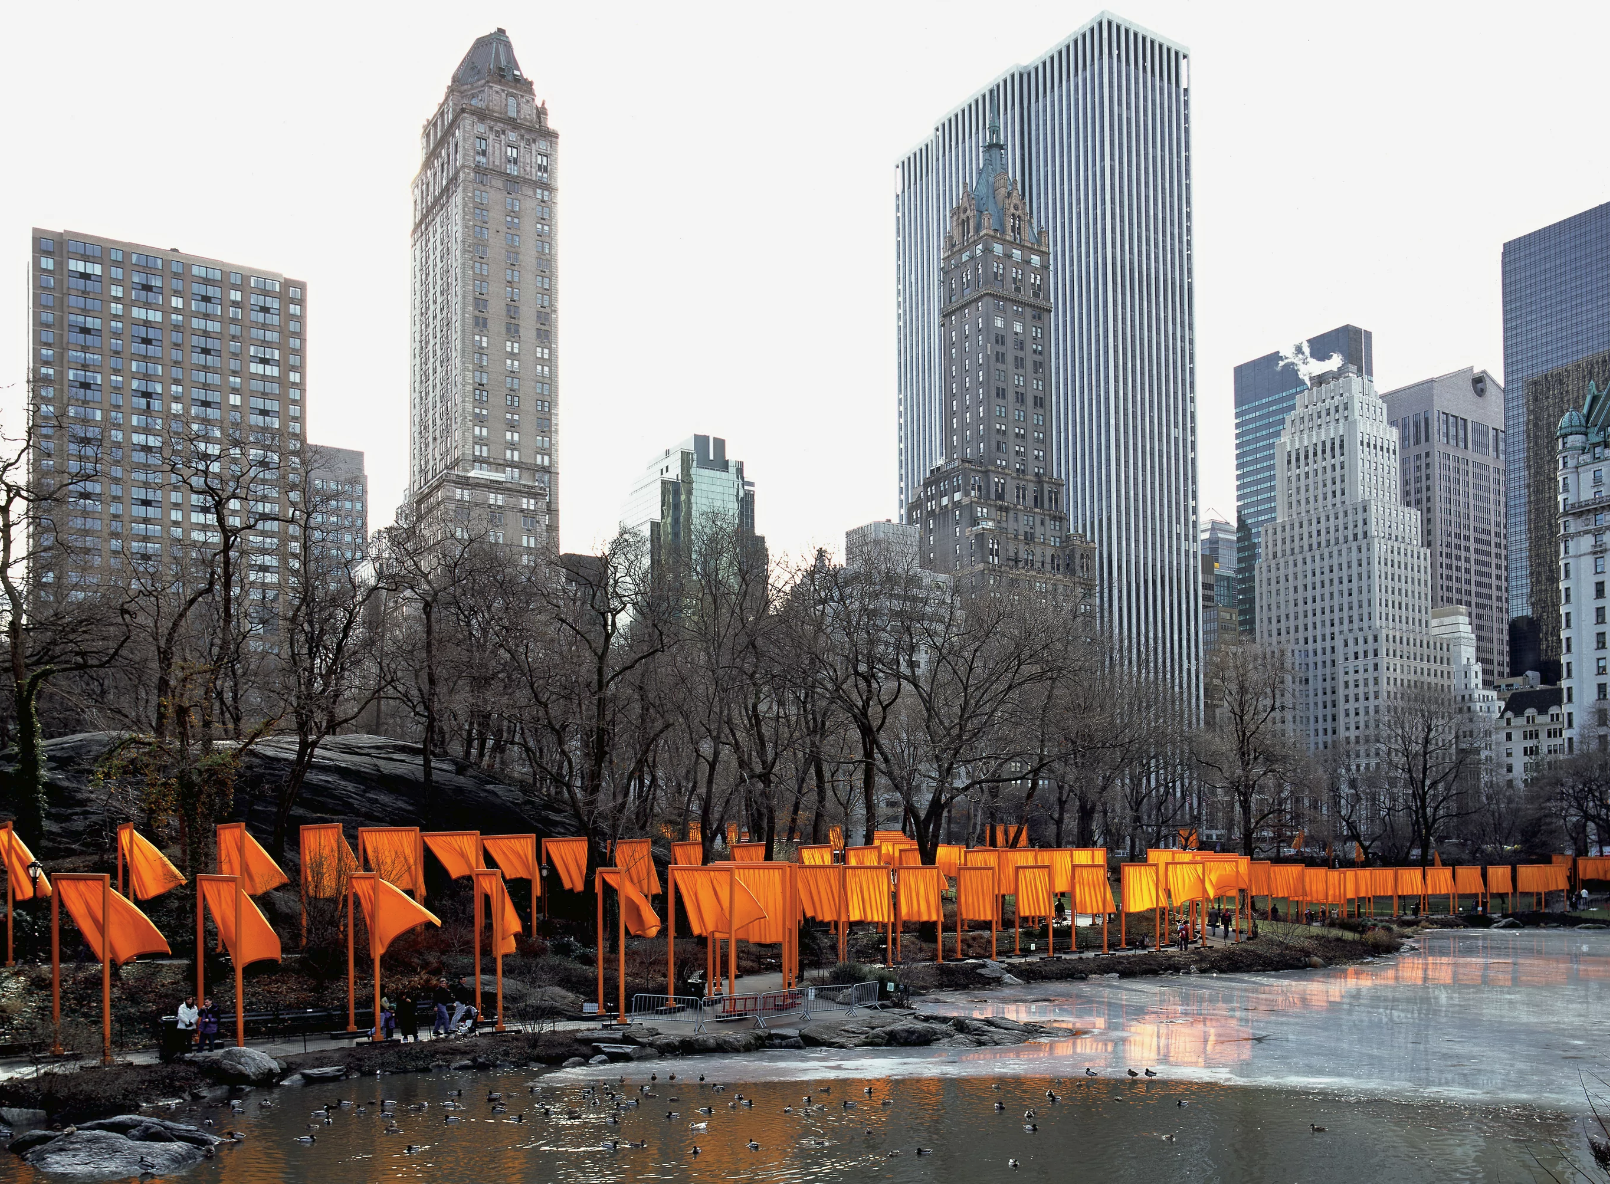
1366, 868, 1396, 898
1046, 849, 1076, 895
1453, 865, 1484, 896
1249, 861, 1272, 898
350, 874, 441, 955
844, 845, 882, 867
423, 831, 482, 881
1121, 863, 1159, 912
120, 826, 186, 900
200, 878, 282, 967
898, 866, 943, 923
1291, 830, 1305, 854
797, 866, 844, 921
1517, 865, 1568, 894
1166, 861, 1205, 906
55, 878, 171, 965
359, 828, 422, 893
731, 842, 767, 863
1074, 865, 1117, 916
1425, 866, 1454, 896
897, 846, 923, 866
828, 825, 844, 851
1071, 847, 1107, 866
725, 822, 740, 849
686, 821, 702, 844
542, 837, 590, 893
1200, 856, 1247, 898
1577, 856, 1610, 882
1487, 865, 1513, 895
299, 824, 357, 899
215, 823, 290, 895
2, 828, 49, 899
482, 835, 539, 889
614, 838, 662, 896
956, 866, 997, 922
715, 864, 789, 943
797, 844, 833, 867
1395, 867, 1425, 898
873, 830, 907, 842
476, 873, 524, 952
998, 848, 1043, 898
1433, 849, 1443, 868
673, 867, 766, 937
670, 840, 704, 867
596, 868, 661, 939
1014, 865, 1053, 919
1302, 867, 1332, 902
846, 866, 893, 923
1354, 842, 1366, 865
935, 843, 964, 882
1268, 864, 1305, 899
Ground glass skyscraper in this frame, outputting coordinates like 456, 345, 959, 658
1502, 201, 1610, 632
896, 13, 1199, 712
1233, 325, 1372, 637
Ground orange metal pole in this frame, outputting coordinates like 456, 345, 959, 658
473, 872, 483, 1022
50, 881, 61, 1055
234, 877, 245, 1048
195, 878, 205, 1017
666, 868, 676, 997
4, 824, 12, 967
596, 877, 605, 1016
371, 882, 382, 1044
726, 871, 736, 998
493, 875, 505, 1032
617, 877, 626, 1027
116, 823, 124, 897
346, 886, 356, 1031
100, 876, 111, 1064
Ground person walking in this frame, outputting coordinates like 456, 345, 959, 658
176, 995, 199, 1049
398, 991, 419, 1043
432, 979, 453, 1037
380, 996, 396, 1041
197, 997, 221, 1051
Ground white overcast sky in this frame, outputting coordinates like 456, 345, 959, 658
4, 1, 1609, 563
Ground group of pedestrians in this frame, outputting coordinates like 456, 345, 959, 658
174, 976, 483, 1049
175, 995, 223, 1050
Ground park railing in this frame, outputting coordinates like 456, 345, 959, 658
631, 981, 882, 1032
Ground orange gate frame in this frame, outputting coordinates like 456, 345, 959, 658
1013, 864, 1054, 955
52, 873, 112, 1063
358, 827, 425, 902
954, 865, 998, 959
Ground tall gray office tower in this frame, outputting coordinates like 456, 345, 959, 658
1502, 201, 1610, 677
897, 13, 1198, 711
1234, 326, 1372, 639
410, 29, 557, 549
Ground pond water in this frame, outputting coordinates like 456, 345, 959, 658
14, 929, 1607, 1182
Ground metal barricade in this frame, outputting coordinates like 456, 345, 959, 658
629, 994, 708, 1033
808, 980, 879, 1015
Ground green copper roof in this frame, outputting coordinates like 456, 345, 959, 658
456, 29, 524, 86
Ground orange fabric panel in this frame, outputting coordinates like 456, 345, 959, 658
731, 842, 767, 863
935, 843, 964, 881
1201, 856, 1248, 898
1362, 868, 1393, 897
1014, 865, 1053, 918
1121, 863, 1159, 912
216, 824, 290, 895
1301, 867, 1330, 902
956, 866, 997, 922
798, 845, 833, 867
1425, 867, 1454, 895
897, 846, 924, 866
964, 848, 1000, 874
1453, 865, 1484, 894
998, 848, 1043, 898
1074, 865, 1117, 916
670, 841, 704, 867
725, 823, 740, 849
1166, 861, 1205, 904
1487, 865, 1513, 894
672, 868, 767, 937
898, 867, 943, 923
543, 837, 589, 893
1045, 848, 1075, 894
873, 830, 907, 842
615, 839, 662, 896
1071, 848, 1106, 866
360, 828, 422, 892
56, 877, 171, 965
844, 845, 882, 866
1517, 865, 1569, 893
1395, 867, 1425, 897
2, 828, 49, 899
829, 825, 844, 851
476, 874, 523, 952
731, 865, 790, 944
1249, 861, 1272, 897
482, 835, 538, 883
1268, 864, 1304, 898
121, 827, 186, 900
423, 832, 482, 881
1552, 854, 1573, 867
351, 875, 441, 956
1578, 856, 1610, 882
299, 825, 357, 899
797, 866, 844, 921
846, 866, 892, 923
200, 878, 281, 967
1148, 848, 1191, 866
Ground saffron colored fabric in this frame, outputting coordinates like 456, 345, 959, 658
351, 875, 441, 956
898, 866, 943, 923
299, 824, 358, 899
797, 866, 845, 922
482, 835, 539, 885
727, 864, 791, 944
1249, 861, 1272, 898
1578, 856, 1610, 883
935, 844, 965, 882
1518, 864, 1569, 894
731, 843, 767, 863
56, 877, 171, 965
1, 827, 49, 899
423, 831, 482, 881
998, 848, 1043, 898
829, 825, 844, 851
844, 845, 883, 866
898, 846, 924, 866
1394, 867, 1425, 897
1268, 864, 1305, 899
216, 823, 290, 895
200, 877, 282, 967
670, 841, 704, 867
672, 867, 765, 937
956, 866, 997, 922
1166, 861, 1205, 906
1453, 865, 1485, 895
1046, 849, 1075, 896
121, 826, 186, 900
1071, 848, 1106, 866
1014, 865, 1053, 919
1425, 867, 1455, 896
477, 873, 524, 952
1121, 864, 1160, 913
846, 866, 893, 923
542, 838, 590, 893
1487, 865, 1513, 895
1074, 865, 1117, 916
797, 845, 833, 867
359, 828, 422, 893
615, 838, 662, 896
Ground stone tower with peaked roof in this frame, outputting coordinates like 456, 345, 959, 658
914, 109, 1094, 604
408, 29, 558, 554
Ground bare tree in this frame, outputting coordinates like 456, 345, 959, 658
1381, 687, 1476, 865
1193, 644, 1302, 857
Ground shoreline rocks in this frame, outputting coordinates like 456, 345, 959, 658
10, 1115, 220, 1177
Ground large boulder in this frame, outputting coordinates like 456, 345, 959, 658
185, 1046, 282, 1085
15, 1116, 219, 1177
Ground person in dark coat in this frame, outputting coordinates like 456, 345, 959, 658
197, 997, 221, 1052
398, 991, 420, 1042
432, 979, 454, 1037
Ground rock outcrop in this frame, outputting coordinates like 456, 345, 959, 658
10, 1115, 220, 1178
184, 1046, 283, 1085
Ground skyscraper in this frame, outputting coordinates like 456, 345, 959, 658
896, 13, 1197, 709
1502, 202, 1610, 636
410, 29, 557, 550
1200, 518, 1237, 657
622, 435, 762, 579
25, 228, 358, 600
1253, 369, 1443, 752
1381, 368, 1507, 683
1234, 326, 1372, 639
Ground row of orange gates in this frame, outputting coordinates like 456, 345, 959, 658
3, 816, 1604, 1058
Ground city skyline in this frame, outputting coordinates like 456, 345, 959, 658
4, 3, 1610, 562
